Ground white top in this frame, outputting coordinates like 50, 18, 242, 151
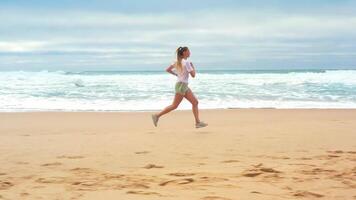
172, 59, 194, 83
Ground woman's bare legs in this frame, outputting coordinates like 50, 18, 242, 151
184, 88, 200, 124
156, 93, 184, 118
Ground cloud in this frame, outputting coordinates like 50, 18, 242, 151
0, 5, 356, 70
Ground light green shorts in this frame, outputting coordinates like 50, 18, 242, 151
175, 82, 189, 95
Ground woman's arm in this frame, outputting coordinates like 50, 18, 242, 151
165, 64, 177, 76
189, 62, 196, 78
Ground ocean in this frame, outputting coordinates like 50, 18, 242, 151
1, 69, 356, 111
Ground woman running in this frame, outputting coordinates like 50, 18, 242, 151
151, 46, 208, 128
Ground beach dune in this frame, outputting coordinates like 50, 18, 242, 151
0, 109, 355, 199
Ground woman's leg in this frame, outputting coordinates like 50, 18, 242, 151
156, 93, 184, 118
184, 88, 200, 124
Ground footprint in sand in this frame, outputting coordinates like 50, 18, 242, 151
282, 186, 293, 191
288, 163, 316, 167
159, 178, 194, 186
32, 185, 46, 189
121, 183, 150, 189
69, 168, 98, 178
221, 159, 240, 163
71, 180, 100, 187
35, 177, 66, 184
41, 162, 62, 167
326, 150, 356, 163
259, 167, 281, 173
242, 172, 262, 177
242, 163, 281, 178
135, 151, 150, 154
270, 156, 290, 160
167, 172, 196, 177
143, 164, 164, 169
314, 154, 341, 160
0, 181, 14, 190
327, 154, 340, 158
20, 192, 30, 197
327, 150, 344, 154
292, 190, 324, 198
69, 168, 157, 191
250, 191, 262, 194
57, 155, 85, 159
197, 163, 206, 166
70, 167, 92, 171
341, 180, 356, 188
252, 163, 263, 168
198, 176, 229, 183
300, 167, 336, 175
298, 157, 312, 160
256, 155, 290, 160
126, 190, 161, 196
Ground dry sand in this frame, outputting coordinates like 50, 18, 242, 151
0, 109, 355, 200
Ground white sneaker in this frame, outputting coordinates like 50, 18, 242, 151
151, 114, 159, 127
195, 121, 208, 128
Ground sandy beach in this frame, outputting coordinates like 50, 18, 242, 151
0, 109, 355, 200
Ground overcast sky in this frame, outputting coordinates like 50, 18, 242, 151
1, 0, 356, 71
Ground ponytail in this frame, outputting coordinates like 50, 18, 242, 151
175, 46, 188, 74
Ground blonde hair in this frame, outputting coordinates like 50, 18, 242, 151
175, 46, 188, 75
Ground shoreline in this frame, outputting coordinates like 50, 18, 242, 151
1, 107, 356, 113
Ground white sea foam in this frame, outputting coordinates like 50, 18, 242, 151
0, 70, 355, 111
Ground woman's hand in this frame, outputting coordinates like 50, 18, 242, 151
190, 62, 195, 69
165, 64, 177, 76
189, 62, 196, 78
